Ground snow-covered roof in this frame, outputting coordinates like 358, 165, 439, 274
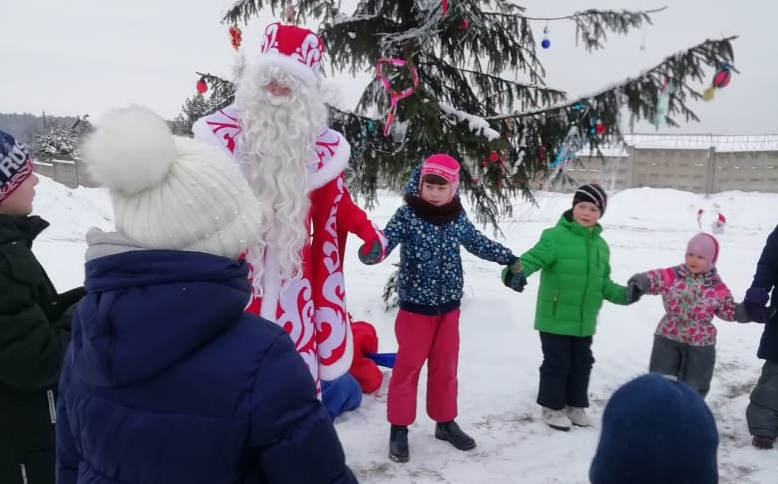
584, 134, 778, 157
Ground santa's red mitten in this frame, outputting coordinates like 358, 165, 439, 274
349, 321, 383, 393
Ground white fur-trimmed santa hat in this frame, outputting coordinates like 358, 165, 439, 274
255, 22, 325, 87
82, 106, 260, 260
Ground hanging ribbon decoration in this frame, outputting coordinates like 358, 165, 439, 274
655, 73, 671, 128
549, 126, 584, 169
376, 58, 419, 137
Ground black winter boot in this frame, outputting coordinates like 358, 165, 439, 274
389, 425, 409, 462
752, 435, 776, 449
435, 420, 476, 450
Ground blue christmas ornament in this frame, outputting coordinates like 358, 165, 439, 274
367, 120, 375, 132
541, 37, 550, 49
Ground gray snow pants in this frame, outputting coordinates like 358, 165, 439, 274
649, 334, 715, 397
746, 361, 778, 439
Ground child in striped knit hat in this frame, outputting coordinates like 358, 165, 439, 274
627, 232, 753, 397
507, 183, 632, 432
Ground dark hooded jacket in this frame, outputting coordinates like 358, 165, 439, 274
56, 230, 357, 484
0, 214, 82, 484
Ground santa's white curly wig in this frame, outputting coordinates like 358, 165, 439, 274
234, 64, 328, 292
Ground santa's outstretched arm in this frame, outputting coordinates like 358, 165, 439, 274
337, 185, 387, 264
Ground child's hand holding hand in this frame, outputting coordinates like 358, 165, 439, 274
358, 240, 384, 265
501, 259, 527, 293
627, 273, 649, 304
743, 286, 771, 323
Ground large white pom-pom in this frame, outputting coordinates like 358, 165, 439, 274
82, 106, 176, 195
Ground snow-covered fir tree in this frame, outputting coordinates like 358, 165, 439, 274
198, 0, 736, 226
170, 94, 219, 136
31, 115, 91, 161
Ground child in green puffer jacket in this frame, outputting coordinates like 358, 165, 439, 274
502, 184, 630, 432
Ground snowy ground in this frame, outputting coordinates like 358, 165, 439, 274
33, 177, 776, 483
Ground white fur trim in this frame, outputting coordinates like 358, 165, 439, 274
192, 117, 222, 150
308, 130, 350, 190
83, 106, 175, 196
255, 53, 319, 87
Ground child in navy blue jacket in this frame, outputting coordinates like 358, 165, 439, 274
56, 107, 357, 484
744, 223, 778, 449
360, 154, 524, 463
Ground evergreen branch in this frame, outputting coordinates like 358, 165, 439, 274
488, 36, 736, 127
480, 6, 666, 52
195, 72, 237, 110
440, 14, 547, 84
320, 16, 403, 76
520, 6, 667, 22
415, 55, 565, 116
427, 55, 566, 106
569, 8, 661, 51
221, 0, 341, 24
413, 57, 488, 116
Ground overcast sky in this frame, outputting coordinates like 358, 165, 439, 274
0, 0, 775, 134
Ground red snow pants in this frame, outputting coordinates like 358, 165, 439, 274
387, 308, 460, 426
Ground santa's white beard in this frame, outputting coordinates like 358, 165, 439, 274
235, 66, 328, 293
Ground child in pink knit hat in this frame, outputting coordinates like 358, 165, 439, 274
360, 153, 522, 463
627, 232, 753, 397
418, 154, 460, 204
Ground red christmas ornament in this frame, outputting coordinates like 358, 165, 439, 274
196, 77, 208, 94
228, 24, 242, 51
489, 151, 500, 162
458, 18, 469, 30
441, 0, 448, 14
595, 122, 606, 135
712, 67, 731, 89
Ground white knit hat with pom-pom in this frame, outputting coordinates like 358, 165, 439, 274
82, 106, 260, 260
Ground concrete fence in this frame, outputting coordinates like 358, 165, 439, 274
552, 134, 778, 193
33, 159, 97, 188
34, 135, 778, 194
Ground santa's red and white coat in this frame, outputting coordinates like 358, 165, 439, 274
193, 105, 387, 388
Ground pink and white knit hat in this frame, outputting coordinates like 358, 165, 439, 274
687, 233, 719, 271
420, 154, 460, 201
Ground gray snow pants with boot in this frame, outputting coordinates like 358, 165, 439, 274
747, 361, 778, 440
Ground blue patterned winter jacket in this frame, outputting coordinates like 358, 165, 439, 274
383, 169, 517, 315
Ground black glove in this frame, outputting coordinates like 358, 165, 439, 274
626, 273, 649, 304
358, 240, 383, 265
743, 286, 771, 323
58, 286, 86, 308
50, 286, 86, 321
501, 260, 527, 293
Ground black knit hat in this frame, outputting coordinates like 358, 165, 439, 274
572, 183, 607, 215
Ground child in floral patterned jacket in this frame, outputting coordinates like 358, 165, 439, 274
627, 232, 751, 397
